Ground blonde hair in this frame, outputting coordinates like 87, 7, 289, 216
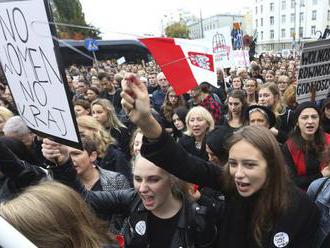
0, 181, 115, 248
259, 82, 286, 116
77, 115, 115, 157
91, 98, 126, 132
184, 106, 215, 136
0, 106, 13, 122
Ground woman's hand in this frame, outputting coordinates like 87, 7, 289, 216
42, 139, 69, 166
121, 73, 162, 139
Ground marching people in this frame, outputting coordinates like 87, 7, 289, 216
120, 73, 320, 248
41, 139, 217, 248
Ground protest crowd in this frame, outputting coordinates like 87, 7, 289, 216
1, 49, 330, 248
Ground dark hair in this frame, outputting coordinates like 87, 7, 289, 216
224, 126, 292, 246
81, 137, 98, 156
87, 86, 100, 96
291, 102, 325, 157
98, 72, 112, 81
321, 99, 330, 121
227, 89, 248, 124
73, 99, 90, 110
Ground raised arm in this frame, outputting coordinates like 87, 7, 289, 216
121, 74, 224, 190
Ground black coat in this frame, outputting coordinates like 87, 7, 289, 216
178, 134, 209, 161
99, 144, 132, 186
141, 131, 320, 248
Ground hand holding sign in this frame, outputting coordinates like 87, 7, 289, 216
41, 138, 69, 166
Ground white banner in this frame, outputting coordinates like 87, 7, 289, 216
0, 0, 81, 148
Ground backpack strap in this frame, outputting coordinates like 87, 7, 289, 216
314, 177, 330, 202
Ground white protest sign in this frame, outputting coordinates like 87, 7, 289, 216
204, 26, 234, 69
117, 56, 126, 65
0, 216, 37, 248
0, 0, 81, 148
297, 39, 330, 103
233, 50, 250, 68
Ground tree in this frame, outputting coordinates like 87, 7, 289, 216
165, 22, 190, 39
50, 0, 101, 39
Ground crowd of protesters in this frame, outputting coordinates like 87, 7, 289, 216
0, 51, 330, 248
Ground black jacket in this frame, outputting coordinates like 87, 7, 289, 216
178, 135, 208, 161
141, 130, 320, 248
99, 144, 133, 185
51, 162, 217, 248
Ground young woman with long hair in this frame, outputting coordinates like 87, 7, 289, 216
244, 78, 258, 105
119, 73, 320, 248
225, 89, 248, 132
160, 86, 186, 133
91, 98, 130, 156
258, 82, 294, 143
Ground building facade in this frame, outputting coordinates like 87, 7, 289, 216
252, 0, 330, 53
188, 14, 247, 40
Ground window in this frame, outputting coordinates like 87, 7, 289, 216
255, 6, 258, 14
261, 18, 263, 26
261, 5, 263, 13
291, 13, 295, 23
312, 10, 317, 20
313, 0, 317, 5
299, 27, 303, 37
261, 31, 264, 40
270, 30, 274, 39
282, 0, 286, 10
311, 25, 316, 35
270, 2, 274, 11
256, 19, 258, 27
300, 12, 304, 22
270, 16, 274, 25
328, 10, 330, 21
281, 28, 286, 38
290, 27, 295, 37
282, 14, 286, 23
300, 0, 305, 6
291, 0, 295, 8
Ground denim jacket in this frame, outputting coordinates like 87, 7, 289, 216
307, 177, 330, 247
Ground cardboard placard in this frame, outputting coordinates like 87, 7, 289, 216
0, 0, 81, 148
297, 39, 330, 103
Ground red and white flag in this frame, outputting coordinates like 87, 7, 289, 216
139, 37, 217, 95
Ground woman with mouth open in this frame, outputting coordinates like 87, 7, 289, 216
178, 106, 215, 161
42, 141, 217, 248
283, 102, 330, 190
119, 73, 320, 248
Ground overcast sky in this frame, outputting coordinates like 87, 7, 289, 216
79, 0, 252, 39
